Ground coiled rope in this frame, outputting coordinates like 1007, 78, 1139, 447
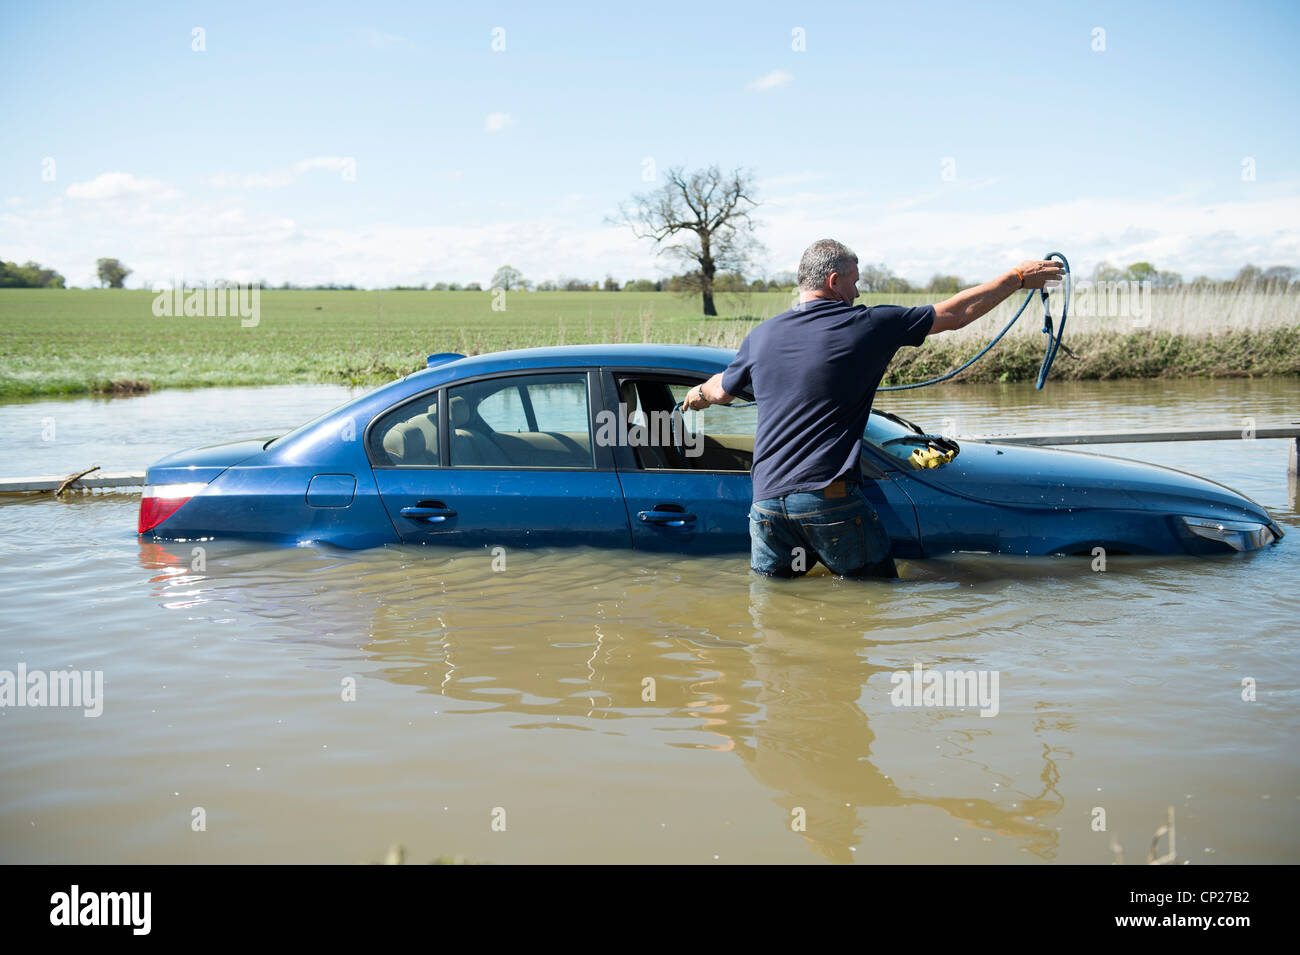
879, 251, 1071, 392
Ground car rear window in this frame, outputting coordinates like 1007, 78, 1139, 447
368, 392, 441, 467
448, 373, 594, 469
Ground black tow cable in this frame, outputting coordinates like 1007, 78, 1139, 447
879, 251, 1071, 392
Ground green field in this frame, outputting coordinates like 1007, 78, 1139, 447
1, 288, 1297, 398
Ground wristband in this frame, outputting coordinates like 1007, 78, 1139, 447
1013, 267, 1025, 288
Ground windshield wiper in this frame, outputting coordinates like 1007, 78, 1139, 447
875, 410, 925, 435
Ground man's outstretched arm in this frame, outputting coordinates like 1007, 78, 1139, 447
682, 374, 734, 411
929, 259, 1064, 335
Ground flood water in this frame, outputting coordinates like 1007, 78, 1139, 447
1, 378, 1297, 864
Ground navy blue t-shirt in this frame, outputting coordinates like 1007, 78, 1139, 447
720, 298, 935, 501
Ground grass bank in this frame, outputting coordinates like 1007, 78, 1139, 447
1, 288, 1296, 398
885, 326, 1300, 385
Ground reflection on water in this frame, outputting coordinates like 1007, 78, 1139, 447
1, 377, 1297, 863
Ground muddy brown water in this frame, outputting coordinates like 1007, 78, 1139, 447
1, 378, 1296, 863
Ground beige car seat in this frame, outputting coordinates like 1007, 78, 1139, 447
381, 401, 440, 465
450, 396, 512, 466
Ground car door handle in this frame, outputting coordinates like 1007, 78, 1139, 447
637, 509, 697, 527
400, 505, 457, 523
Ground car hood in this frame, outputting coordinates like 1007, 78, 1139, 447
145, 437, 272, 484
904, 441, 1274, 523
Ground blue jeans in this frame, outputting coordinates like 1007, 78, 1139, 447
748, 480, 898, 579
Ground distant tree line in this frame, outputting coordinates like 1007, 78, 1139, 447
406, 264, 970, 294
273, 281, 362, 290
0, 259, 66, 288
5, 257, 1297, 295
1091, 261, 1300, 292
0, 257, 132, 288
401, 261, 1300, 295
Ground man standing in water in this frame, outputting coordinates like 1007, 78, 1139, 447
682, 239, 1063, 579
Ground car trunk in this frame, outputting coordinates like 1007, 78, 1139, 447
144, 437, 275, 485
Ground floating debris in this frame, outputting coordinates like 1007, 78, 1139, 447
1109, 806, 1178, 865
56, 465, 100, 496
369, 843, 483, 865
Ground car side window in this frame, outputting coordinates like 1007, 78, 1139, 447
477, 385, 527, 433
369, 392, 441, 467
530, 380, 591, 433
615, 377, 755, 472
448, 373, 594, 469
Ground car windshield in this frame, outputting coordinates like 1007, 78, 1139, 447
863, 410, 940, 462
864, 409, 921, 443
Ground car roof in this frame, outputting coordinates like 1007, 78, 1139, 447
420, 343, 739, 378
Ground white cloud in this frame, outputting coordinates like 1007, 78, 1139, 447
220, 171, 293, 189
757, 172, 824, 190
1, 189, 662, 289
359, 27, 411, 49
484, 112, 515, 133
202, 157, 356, 189
294, 157, 353, 175
65, 172, 180, 201
752, 185, 1300, 282
748, 70, 792, 91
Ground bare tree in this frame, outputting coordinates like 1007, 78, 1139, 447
613, 165, 762, 316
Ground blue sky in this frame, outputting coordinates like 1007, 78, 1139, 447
2, 0, 1298, 288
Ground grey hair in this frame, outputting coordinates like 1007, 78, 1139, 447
797, 239, 858, 290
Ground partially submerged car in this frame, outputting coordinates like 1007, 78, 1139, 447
139, 344, 1285, 559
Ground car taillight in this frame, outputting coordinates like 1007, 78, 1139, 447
138, 482, 207, 534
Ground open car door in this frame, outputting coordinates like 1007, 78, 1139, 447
604, 371, 922, 559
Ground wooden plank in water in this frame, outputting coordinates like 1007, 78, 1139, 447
959, 425, 1300, 475
959, 426, 1300, 446
0, 472, 146, 493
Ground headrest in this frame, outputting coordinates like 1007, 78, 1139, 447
383, 422, 425, 462
450, 395, 471, 427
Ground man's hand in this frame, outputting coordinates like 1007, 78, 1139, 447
1013, 259, 1065, 289
682, 384, 710, 412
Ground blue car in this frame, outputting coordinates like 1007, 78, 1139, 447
138, 344, 1285, 559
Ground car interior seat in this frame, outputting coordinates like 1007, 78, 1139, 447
381, 403, 440, 466
450, 395, 512, 466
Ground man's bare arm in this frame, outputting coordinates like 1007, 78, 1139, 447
930, 259, 1064, 334
682, 373, 734, 411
